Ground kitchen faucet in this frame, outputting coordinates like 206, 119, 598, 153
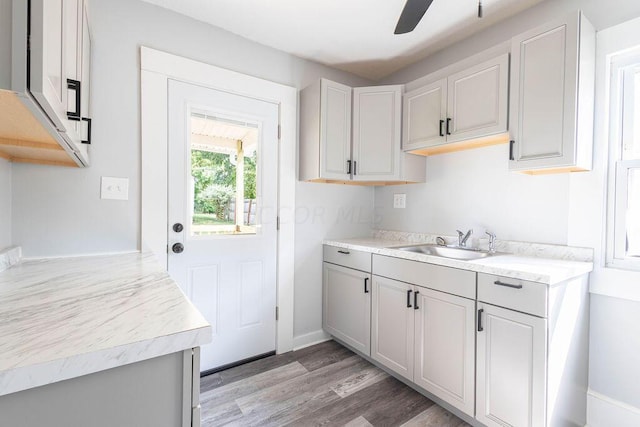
456, 229, 473, 247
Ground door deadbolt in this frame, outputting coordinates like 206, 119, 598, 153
172, 243, 184, 254
173, 223, 184, 233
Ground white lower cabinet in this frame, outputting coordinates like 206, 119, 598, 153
371, 276, 415, 381
476, 302, 547, 427
323, 262, 371, 356
371, 275, 475, 417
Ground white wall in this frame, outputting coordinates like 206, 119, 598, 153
0, 159, 11, 250
10, 0, 374, 346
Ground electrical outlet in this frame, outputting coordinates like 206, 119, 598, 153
393, 193, 406, 209
101, 177, 129, 200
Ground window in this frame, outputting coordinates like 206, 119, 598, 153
188, 111, 259, 236
607, 51, 640, 269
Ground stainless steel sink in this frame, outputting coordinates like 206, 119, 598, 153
394, 244, 496, 260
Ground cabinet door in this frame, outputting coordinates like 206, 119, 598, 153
319, 79, 352, 180
352, 85, 402, 181
476, 303, 547, 427
447, 54, 509, 143
402, 79, 446, 151
29, 0, 68, 131
63, 0, 83, 145
414, 288, 475, 417
75, 1, 91, 162
371, 276, 414, 381
509, 15, 579, 170
322, 263, 371, 356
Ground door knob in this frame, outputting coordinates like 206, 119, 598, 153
172, 243, 184, 254
173, 223, 184, 232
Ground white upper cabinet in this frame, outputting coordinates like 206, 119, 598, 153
320, 79, 352, 180
352, 85, 402, 181
300, 78, 426, 184
447, 55, 509, 143
403, 54, 509, 155
403, 79, 446, 151
4, 0, 91, 167
29, 0, 68, 132
509, 12, 595, 173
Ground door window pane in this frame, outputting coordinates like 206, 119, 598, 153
189, 112, 258, 236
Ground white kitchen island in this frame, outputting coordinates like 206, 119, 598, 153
0, 251, 211, 427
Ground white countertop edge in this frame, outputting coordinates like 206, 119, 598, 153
0, 325, 211, 397
323, 239, 593, 285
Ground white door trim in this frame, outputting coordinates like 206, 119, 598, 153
140, 47, 296, 354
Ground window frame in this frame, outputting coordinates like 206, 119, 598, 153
606, 51, 640, 270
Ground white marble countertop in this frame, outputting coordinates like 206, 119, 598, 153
324, 237, 593, 285
0, 252, 211, 397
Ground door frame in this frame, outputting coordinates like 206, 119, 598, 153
140, 47, 296, 354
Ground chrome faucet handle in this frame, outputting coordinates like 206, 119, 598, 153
485, 231, 496, 253
456, 230, 464, 246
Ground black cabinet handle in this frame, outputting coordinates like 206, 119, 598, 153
67, 79, 81, 121
81, 117, 92, 144
353, 161, 357, 175
494, 280, 523, 289
478, 308, 484, 332
346, 160, 351, 174
337, 250, 350, 255
364, 277, 369, 294
414, 290, 419, 310
439, 119, 444, 137
407, 289, 412, 308
509, 140, 515, 160
446, 118, 452, 135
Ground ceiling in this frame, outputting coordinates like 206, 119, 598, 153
140, 0, 544, 80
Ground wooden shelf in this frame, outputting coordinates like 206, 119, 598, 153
0, 90, 78, 167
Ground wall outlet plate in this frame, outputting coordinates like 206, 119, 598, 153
393, 193, 406, 209
101, 177, 129, 200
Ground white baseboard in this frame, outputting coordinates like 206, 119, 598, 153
292, 330, 331, 351
587, 389, 640, 427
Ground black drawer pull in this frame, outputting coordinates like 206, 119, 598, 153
346, 160, 351, 174
478, 308, 484, 332
494, 280, 523, 289
509, 140, 515, 160
414, 290, 419, 310
81, 117, 92, 144
439, 119, 444, 137
407, 289, 412, 308
446, 118, 452, 135
337, 250, 350, 255
364, 277, 369, 294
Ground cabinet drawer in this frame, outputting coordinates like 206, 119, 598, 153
372, 255, 475, 299
323, 245, 371, 272
477, 273, 547, 317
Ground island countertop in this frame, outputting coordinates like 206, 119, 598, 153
0, 252, 211, 397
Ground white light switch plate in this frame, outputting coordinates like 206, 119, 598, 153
101, 177, 129, 200
393, 193, 406, 209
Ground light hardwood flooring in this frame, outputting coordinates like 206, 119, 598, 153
200, 340, 471, 426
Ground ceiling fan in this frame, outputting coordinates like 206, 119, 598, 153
394, 0, 483, 34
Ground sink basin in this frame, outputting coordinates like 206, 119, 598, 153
394, 244, 495, 260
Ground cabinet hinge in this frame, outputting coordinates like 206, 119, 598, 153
277, 125, 281, 140
275, 306, 279, 321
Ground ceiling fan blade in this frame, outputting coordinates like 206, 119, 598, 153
394, 0, 435, 34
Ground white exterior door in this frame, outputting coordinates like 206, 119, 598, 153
322, 263, 371, 356
476, 303, 547, 427
371, 276, 415, 381
352, 85, 402, 181
414, 288, 476, 417
167, 79, 279, 373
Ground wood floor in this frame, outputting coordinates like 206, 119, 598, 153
200, 340, 471, 426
